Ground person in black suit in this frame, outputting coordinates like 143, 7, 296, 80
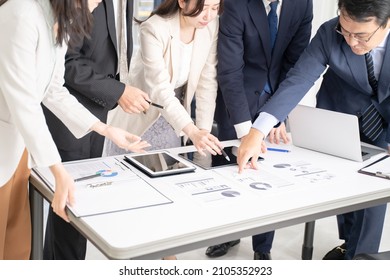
209, 0, 313, 260
43, 0, 150, 259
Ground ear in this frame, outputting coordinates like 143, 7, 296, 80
177, 0, 186, 9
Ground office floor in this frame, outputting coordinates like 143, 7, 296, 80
81, 203, 390, 260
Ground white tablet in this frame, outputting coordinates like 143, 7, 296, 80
124, 151, 196, 178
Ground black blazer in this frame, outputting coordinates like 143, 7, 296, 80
43, 0, 134, 159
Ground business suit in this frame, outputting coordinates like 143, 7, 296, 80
214, 0, 313, 255
259, 17, 390, 259
108, 11, 218, 139
43, 0, 134, 259
0, 0, 98, 259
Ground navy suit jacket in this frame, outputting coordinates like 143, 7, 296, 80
215, 0, 313, 139
261, 17, 390, 144
43, 0, 134, 158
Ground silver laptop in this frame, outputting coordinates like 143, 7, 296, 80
288, 105, 384, 162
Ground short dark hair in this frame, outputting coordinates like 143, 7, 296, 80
338, 0, 390, 27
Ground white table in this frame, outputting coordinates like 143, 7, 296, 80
29, 140, 390, 259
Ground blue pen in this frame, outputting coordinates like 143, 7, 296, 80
267, 147, 291, 153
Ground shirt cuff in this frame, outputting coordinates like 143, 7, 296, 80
234, 121, 252, 139
252, 112, 279, 136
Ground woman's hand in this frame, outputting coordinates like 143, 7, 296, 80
183, 124, 223, 157
50, 164, 75, 222
92, 122, 150, 153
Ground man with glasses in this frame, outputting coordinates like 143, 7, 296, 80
237, 0, 390, 260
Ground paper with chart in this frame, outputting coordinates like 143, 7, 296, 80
214, 165, 294, 194
269, 160, 336, 184
33, 157, 172, 217
174, 174, 243, 203
173, 166, 295, 204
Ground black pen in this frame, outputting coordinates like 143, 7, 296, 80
221, 149, 231, 162
74, 173, 101, 182
146, 100, 164, 109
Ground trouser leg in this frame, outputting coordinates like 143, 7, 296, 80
0, 150, 31, 260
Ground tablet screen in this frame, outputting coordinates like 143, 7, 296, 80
178, 146, 238, 170
124, 151, 196, 177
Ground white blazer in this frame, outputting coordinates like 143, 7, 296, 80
0, 0, 98, 186
108, 11, 218, 137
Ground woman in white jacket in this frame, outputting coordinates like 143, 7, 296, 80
106, 0, 224, 157
0, 0, 148, 259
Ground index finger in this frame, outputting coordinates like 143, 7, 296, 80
237, 152, 252, 173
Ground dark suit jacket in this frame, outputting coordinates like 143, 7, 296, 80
43, 0, 134, 159
261, 17, 390, 145
215, 0, 313, 139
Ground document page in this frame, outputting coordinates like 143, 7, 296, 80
33, 157, 172, 217
361, 156, 390, 176
359, 155, 390, 179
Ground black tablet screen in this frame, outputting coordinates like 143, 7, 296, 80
178, 146, 237, 170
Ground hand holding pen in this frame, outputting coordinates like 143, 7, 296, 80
118, 85, 150, 114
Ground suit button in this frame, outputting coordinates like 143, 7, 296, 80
108, 74, 114, 78
255, 91, 260, 95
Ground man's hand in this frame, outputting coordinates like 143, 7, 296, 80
118, 85, 150, 114
268, 122, 290, 144
237, 128, 267, 173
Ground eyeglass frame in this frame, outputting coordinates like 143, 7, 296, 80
334, 21, 382, 43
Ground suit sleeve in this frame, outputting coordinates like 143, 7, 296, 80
139, 20, 193, 135
278, 0, 313, 84
217, 1, 251, 126
194, 21, 218, 131
0, 9, 61, 168
63, 26, 125, 110
42, 46, 99, 138
261, 22, 331, 123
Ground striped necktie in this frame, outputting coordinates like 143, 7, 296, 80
361, 52, 383, 142
119, 0, 128, 83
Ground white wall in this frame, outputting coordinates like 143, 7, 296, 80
299, 0, 338, 106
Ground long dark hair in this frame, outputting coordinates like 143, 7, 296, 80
50, 0, 94, 48
135, 0, 224, 24
338, 0, 390, 27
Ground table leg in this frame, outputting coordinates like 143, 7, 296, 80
301, 221, 315, 260
29, 182, 43, 260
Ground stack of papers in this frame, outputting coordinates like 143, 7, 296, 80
33, 157, 172, 217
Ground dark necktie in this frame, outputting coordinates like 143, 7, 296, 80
268, 1, 279, 49
361, 52, 383, 142
263, 1, 279, 95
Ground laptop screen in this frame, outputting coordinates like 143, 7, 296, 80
288, 105, 382, 162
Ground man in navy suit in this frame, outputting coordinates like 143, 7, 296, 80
209, 0, 313, 259
43, 0, 150, 259
238, 0, 390, 260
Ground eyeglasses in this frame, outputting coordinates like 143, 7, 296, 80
334, 22, 381, 43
